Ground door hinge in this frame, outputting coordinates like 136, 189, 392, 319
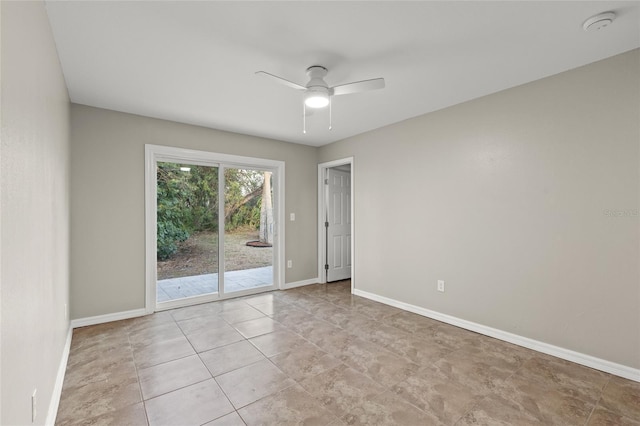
324, 178, 329, 185
324, 264, 329, 270
325, 221, 329, 228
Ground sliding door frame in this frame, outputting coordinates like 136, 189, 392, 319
144, 144, 285, 313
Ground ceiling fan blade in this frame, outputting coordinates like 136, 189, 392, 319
255, 71, 306, 91
331, 78, 385, 96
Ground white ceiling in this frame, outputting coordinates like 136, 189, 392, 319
45, 1, 640, 147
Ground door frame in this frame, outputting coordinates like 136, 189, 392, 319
144, 144, 285, 313
317, 157, 354, 293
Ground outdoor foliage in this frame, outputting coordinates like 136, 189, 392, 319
156, 162, 267, 260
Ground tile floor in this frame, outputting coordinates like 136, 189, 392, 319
157, 266, 273, 302
56, 281, 640, 426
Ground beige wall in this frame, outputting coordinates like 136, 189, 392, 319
319, 50, 640, 369
1, 1, 71, 424
70, 105, 318, 319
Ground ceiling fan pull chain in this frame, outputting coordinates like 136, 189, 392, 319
329, 97, 332, 131
303, 103, 306, 134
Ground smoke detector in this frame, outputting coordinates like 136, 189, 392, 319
583, 12, 616, 32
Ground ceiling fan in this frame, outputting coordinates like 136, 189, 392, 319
256, 65, 385, 133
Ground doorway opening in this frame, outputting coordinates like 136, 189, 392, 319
145, 145, 284, 312
318, 158, 354, 291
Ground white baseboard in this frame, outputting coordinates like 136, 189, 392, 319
281, 278, 319, 290
71, 308, 148, 329
46, 326, 72, 426
70, 280, 321, 328
353, 289, 640, 383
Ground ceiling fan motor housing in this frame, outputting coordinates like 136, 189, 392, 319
306, 66, 329, 89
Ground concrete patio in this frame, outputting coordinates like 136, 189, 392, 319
157, 266, 273, 302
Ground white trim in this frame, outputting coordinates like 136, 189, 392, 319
281, 278, 319, 290
70, 308, 148, 329
156, 293, 221, 311
317, 157, 355, 294
154, 285, 277, 312
144, 144, 285, 312
45, 326, 72, 426
354, 288, 640, 383
144, 145, 157, 314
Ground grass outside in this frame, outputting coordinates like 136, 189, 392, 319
157, 227, 273, 280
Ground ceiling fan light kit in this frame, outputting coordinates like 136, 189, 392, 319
256, 65, 385, 133
304, 87, 330, 108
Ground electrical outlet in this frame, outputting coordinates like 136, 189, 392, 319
32, 389, 37, 422
290, 213, 296, 221
437, 280, 445, 292
287, 260, 292, 268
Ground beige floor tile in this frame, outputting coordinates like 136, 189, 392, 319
220, 306, 265, 324
391, 366, 482, 424
298, 364, 386, 418
360, 322, 412, 349
320, 309, 376, 333
353, 299, 402, 320
177, 313, 230, 335
125, 311, 176, 333
269, 305, 315, 325
297, 321, 355, 351
242, 292, 279, 306
170, 303, 220, 321
185, 323, 245, 353
132, 335, 196, 368
69, 328, 129, 355
588, 406, 640, 426
492, 372, 595, 424
144, 379, 234, 426
138, 354, 211, 400
461, 336, 533, 368
57, 372, 142, 422
343, 390, 443, 426
64, 353, 137, 389
302, 300, 344, 316
232, 316, 283, 339
269, 342, 342, 382
200, 340, 266, 377
217, 298, 253, 312
458, 394, 542, 426
129, 322, 184, 348
287, 294, 328, 312
388, 334, 453, 365
430, 346, 523, 395
56, 283, 636, 426
307, 302, 350, 322
248, 301, 275, 315
248, 330, 307, 357
336, 338, 419, 387
56, 402, 148, 426
382, 310, 440, 335
517, 355, 610, 405
237, 384, 340, 426
425, 322, 482, 351
215, 358, 296, 408
203, 411, 247, 425
598, 376, 640, 421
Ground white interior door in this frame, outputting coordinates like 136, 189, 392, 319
326, 168, 351, 282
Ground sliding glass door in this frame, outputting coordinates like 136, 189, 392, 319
223, 168, 273, 295
156, 162, 220, 303
146, 145, 283, 311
